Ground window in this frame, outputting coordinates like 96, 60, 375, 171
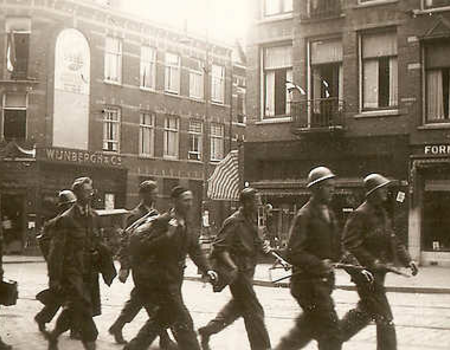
165, 53, 180, 94
308, 0, 342, 19
104, 193, 115, 210
188, 120, 203, 161
140, 46, 156, 89
5, 18, 31, 79
210, 123, 224, 161
103, 108, 120, 152
2, 92, 27, 141
264, 0, 293, 17
425, 41, 450, 123
189, 58, 204, 99
237, 88, 246, 123
361, 31, 398, 110
139, 112, 155, 156
104, 36, 122, 83
423, 0, 450, 9
164, 116, 179, 158
211, 64, 225, 103
263, 45, 293, 118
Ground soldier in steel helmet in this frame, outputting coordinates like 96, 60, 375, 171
340, 173, 418, 350
35, 190, 78, 336
198, 187, 272, 350
109, 180, 176, 348
275, 166, 343, 350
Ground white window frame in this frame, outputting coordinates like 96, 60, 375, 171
189, 59, 204, 100
359, 31, 398, 113
263, 0, 293, 17
140, 46, 156, 90
139, 112, 155, 157
188, 120, 203, 161
104, 36, 122, 84
102, 108, 121, 152
164, 52, 181, 94
163, 115, 179, 159
211, 64, 225, 104
2, 92, 28, 141
210, 123, 224, 162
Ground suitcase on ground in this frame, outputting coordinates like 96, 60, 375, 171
0, 278, 18, 306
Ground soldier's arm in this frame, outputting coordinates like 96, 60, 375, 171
117, 230, 131, 270
286, 213, 324, 274
391, 233, 412, 267
212, 220, 238, 270
47, 218, 67, 284
0, 226, 4, 279
188, 232, 211, 275
129, 218, 170, 255
342, 211, 378, 268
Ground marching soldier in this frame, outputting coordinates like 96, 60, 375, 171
35, 190, 77, 335
124, 186, 217, 350
340, 174, 419, 350
275, 166, 343, 350
46, 177, 114, 350
0, 218, 12, 349
198, 188, 272, 350
109, 180, 176, 349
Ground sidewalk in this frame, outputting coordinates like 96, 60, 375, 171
184, 259, 450, 294
4, 254, 450, 294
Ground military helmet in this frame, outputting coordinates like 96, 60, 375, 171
364, 173, 391, 197
57, 190, 77, 207
307, 166, 336, 188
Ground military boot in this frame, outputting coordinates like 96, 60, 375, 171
159, 331, 178, 350
82, 341, 96, 350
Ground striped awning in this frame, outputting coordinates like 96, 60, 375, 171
207, 150, 239, 201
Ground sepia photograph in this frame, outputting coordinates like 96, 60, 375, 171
0, 0, 449, 349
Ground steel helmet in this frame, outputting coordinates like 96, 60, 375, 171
58, 190, 77, 207
307, 166, 336, 188
364, 174, 391, 197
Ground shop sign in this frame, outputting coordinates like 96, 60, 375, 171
424, 144, 450, 156
38, 147, 122, 167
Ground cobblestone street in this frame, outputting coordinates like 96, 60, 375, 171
1, 262, 450, 349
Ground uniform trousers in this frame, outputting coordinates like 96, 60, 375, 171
275, 273, 341, 350
200, 269, 271, 350
340, 271, 396, 350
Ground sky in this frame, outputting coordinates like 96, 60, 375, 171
121, 0, 250, 44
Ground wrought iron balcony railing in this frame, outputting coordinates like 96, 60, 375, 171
303, 0, 343, 20
290, 98, 345, 133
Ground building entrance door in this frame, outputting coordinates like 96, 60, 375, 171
1, 194, 25, 254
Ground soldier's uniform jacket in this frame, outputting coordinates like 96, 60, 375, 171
0, 224, 4, 278
212, 208, 264, 273
343, 200, 411, 269
129, 210, 210, 291
286, 199, 342, 279
118, 203, 158, 270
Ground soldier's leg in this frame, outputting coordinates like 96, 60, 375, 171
199, 298, 241, 335
228, 273, 271, 350
35, 301, 61, 331
374, 289, 396, 350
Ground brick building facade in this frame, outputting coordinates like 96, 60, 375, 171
0, 0, 245, 252
246, 0, 450, 265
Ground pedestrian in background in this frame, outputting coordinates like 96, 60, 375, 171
340, 173, 419, 350
275, 166, 342, 350
109, 180, 176, 348
198, 187, 272, 350
124, 186, 217, 350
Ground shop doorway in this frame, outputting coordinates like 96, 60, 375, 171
1, 194, 25, 254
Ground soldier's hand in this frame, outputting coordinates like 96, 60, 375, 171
118, 268, 130, 283
360, 269, 374, 283
321, 259, 334, 274
206, 270, 218, 284
409, 261, 419, 276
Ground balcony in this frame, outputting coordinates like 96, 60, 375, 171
302, 0, 343, 20
290, 98, 345, 135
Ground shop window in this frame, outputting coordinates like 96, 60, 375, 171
188, 58, 204, 99
264, 0, 293, 17
425, 40, 450, 123
164, 115, 179, 158
210, 123, 224, 161
423, 183, 450, 251
105, 193, 115, 210
211, 64, 225, 104
262, 45, 292, 118
5, 17, 31, 79
165, 52, 180, 94
139, 112, 155, 157
140, 46, 156, 90
361, 31, 398, 111
2, 92, 27, 141
188, 119, 202, 161
104, 36, 122, 84
102, 108, 120, 152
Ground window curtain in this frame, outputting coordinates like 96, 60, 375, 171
338, 64, 344, 108
427, 70, 444, 121
363, 60, 379, 109
313, 69, 322, 114
265, 71, 275, 116
389, 57, 398, 107
286, 69, 293, 115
